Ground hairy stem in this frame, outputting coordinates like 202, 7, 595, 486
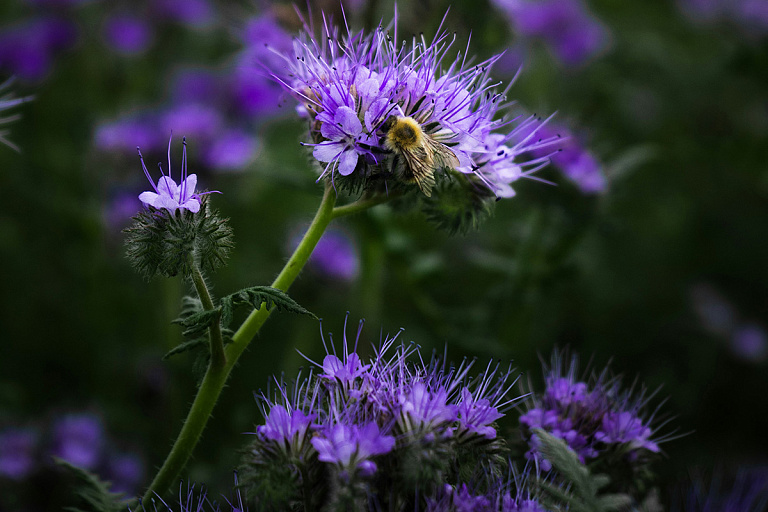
190, 258, 226, 369
141, 184, 337, 501
331, 191, 402, 219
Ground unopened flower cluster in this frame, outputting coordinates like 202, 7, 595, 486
271, 14, 557, 202
520, 353, 663, 488
239, 324, 542, 511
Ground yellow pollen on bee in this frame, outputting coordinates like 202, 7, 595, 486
386, 116, 423, 150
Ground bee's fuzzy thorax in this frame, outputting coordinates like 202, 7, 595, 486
385, 116, 423, 152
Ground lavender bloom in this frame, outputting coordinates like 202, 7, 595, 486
258, 405, 315, 447
311, 422, 395, 476
51, 413, 104, 470
292, 228, 360, 281
492, 0, 609, 66
268, 12, 556, 197
0, 18, 78, 82
138, 137, 202, 213
204, 129, 259, 171
102, 14, 154, 56
520, 353, 663, 472
0, 428, 38, 480
105, 452, 145, 495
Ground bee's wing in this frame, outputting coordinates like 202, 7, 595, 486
401, 145, 437, 197
424, 135, 460, 170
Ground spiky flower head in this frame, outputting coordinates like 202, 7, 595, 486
519, 351, 668, 501
239, 318, 524, 510
124, 136, 233, 279
268, 11, 558, 233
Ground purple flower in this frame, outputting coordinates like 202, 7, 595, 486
102, 14, 154, 56
105, 452, 145, 495
0, 17, 78, 82
51, 413, 104, 470
258, 405, 315, 446
730, 323, 768, 363
204, 130, 259, 171
94, 115, 162, 153
398, 383, 458, 434
138, 137, 202, 213
311, 422, 395, 476
520, 352, 665, 470
0, 428, 38, 480
160, 103, 223, 142
493, 0, 609, 66
268, 12, 556, 197
151, 0, 215, 28
103, 190, 142, 231
456, 388, 505, 439
297, 229, 360, 281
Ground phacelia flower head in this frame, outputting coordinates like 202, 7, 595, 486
520, 351, 669, 501
240, 318, 525, 509
124, 136, 233, 279
267, 11, 559, 231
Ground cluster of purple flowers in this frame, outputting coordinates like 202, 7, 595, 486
0, 412, 144, 495
519, 354, 662, 473
491, 0, 610, 67
426, 481, 550, 512
241, 320, 531, 510
270, 12, 557, 199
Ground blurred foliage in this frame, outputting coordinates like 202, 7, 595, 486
0, 0, 767, 508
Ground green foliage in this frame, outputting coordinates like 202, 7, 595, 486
124, 197, 234, 280
55, 459, 125, 512
534, 429, 633, 512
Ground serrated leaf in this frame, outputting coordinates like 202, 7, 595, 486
55, 458, 125, 512
162, 337, 208, 360
219, 286, 316, 327
173, 308, 221, 337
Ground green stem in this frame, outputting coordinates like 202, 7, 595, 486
190, 258, 225, 369
141, 184, 338, 502
331, 191, 401, 219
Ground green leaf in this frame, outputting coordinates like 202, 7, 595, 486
162, 337, 208, 360
172, 308, 221, 337
55, 458, 125, 512
533, 429, 634, 512
219, 286, 316, 327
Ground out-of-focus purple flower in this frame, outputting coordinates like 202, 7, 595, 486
138, 137, 202, 213
94, 115, 161, 153
268, 13, 556, 197
204, 129, 259, 171
170, 68, 222, 105
300, 229, 360, 281
0, 428, 38, 480
102, 14, 154, 56
311, 422, 395, 476
51, 413, 104, 470
105, 452, 145, 495
492, 0, 609, 66
680, 0, 768, 33
0, 18, 78, 82
730, 324, 768, 363
160, 103, 223, 142
151, 0, 215, 28
676, 468, 768, 512
104, 190, 142, 231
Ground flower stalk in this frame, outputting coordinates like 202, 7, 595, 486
141, 183, 339, 501
189, 256, 225, 369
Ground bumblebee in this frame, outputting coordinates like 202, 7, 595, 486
380, 115, 460, 197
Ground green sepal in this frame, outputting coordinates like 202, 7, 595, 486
55, 458, 125, 512
533, 429, 633, 512
123, 196, 234, 280
420, 172, 497, 235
